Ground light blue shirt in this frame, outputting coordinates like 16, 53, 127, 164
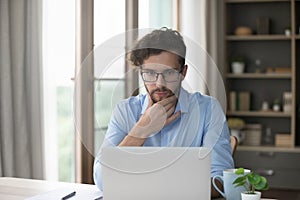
93, 87, 234, 190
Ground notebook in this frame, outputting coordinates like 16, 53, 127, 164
101, 146, 211, 200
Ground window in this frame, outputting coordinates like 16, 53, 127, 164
43, 0, 75, 182
93, 0, 126, 153
139, 0, 177, 29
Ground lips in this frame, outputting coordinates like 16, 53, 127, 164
155, 91, 168, 96
153, 89, 173, 98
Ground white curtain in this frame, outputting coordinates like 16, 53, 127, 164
179, 0, 227, 112
0, 0, 44, 179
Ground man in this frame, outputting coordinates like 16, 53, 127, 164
93, 27, 234, 198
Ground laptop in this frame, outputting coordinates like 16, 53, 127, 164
101, 146, 211, 200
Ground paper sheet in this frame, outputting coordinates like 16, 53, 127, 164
25, 187, 103, 200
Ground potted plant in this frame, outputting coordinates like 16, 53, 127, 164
233, 168, 269, 200
284, 27, 291, 36
230, 56, 246, 74
272, 98, 281, 112
227, 118, 245, 143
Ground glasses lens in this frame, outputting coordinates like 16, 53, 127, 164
163, 69, 180, 82
142, 71, 157, 82
141, 68, 181, 82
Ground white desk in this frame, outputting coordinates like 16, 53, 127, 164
0, 177, 99, 200
0, 177, 277, 200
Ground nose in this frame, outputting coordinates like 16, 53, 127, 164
156, 73, 166, 88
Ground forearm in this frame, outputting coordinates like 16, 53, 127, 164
118, 135, 146, 146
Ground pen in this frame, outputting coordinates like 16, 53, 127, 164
94, 197, 103, 200
61, 191, 76, 200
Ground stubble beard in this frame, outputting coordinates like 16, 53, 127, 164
147, 86, 179, 103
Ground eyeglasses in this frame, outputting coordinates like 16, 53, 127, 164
140, 68, 183, 82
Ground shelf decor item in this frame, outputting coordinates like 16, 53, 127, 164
272, 98, 280, 112
262, 127, 274, 146
275, 133, 293, 147
261, 101, 269, 111
283, 92, 292, 113
227, 118, 245, 130
233, 168, 269, 200
243, 124, 262, 146
228, 118, 246, 144
235, 26, 253, 35
284, 27, 291, 36
229, 91, 251, 111
256, 17, 270, 35
231, 57, 246, 74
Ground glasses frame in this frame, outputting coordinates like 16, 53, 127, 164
140, 66, 184, 83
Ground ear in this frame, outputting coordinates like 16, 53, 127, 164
180, 65, 188, 80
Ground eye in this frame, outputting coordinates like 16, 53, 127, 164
145, 70, 156, 76
164, 69, 176, 76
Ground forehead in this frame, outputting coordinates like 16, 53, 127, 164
142, 51, 181, 70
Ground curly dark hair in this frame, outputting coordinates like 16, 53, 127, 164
129, 27, 186, 68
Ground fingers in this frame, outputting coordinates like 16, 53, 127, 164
156, 95, 177, 112
165, 103, 176, 117
165, 111, 181, 126
158, 95, 177, 106
147, 94, 177, 113
145, 94, 180, 127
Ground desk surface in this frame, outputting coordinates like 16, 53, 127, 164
0, 177, 277, 200
0, 177, 226, 200
0, 177, 99, 200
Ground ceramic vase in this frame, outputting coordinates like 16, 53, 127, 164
231, 62, 245, 74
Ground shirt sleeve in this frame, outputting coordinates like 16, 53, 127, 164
93, 156, 103, 191
93, 101, 131, 191
202, 97, 234, 177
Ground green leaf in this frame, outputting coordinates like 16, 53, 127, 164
248, 173, 261, 185
233, 176, 246, 184
254, 177, 269, 190
235, 168, 245, 175
234, 181, 246, 188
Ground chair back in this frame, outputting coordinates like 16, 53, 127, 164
230, 135, 238, 156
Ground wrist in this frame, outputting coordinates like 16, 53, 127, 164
119, 135, 146, 146
128, 123, 152, 139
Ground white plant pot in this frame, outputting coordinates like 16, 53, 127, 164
231, 62, 245, 74
241, 191, 261, 200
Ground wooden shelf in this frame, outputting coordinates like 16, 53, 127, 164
226, 73, 292, 79
237, 146, 300, 153
227, 111, 292, 117
224, 0, 296, 146
224, 0, 299, 189
226, 35, 292, 41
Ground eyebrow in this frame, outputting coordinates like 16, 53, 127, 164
141, 68, 179, 72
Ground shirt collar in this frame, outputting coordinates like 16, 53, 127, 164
141, 87, 189, 115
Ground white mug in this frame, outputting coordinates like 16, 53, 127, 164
212, 169, 250, 200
